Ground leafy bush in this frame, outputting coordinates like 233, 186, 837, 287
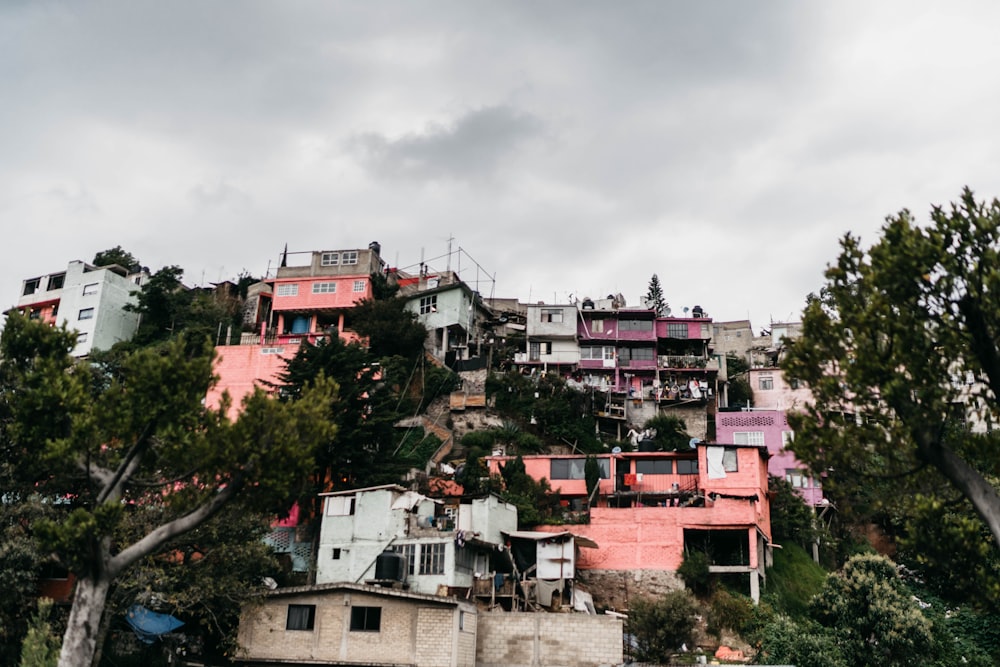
460, 430, 496, 451
755, 616, 844, 667
642, 414, 691, 451
707, 589, 754, 638
628, 590, 698, 663
678, 549, 713, 597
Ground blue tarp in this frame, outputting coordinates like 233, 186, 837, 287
125, 604, 184, 644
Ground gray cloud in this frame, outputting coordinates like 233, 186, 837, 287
348, 106, 544, 183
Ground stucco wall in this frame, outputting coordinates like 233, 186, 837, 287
206, 343, 299, 418
476, 612, 623, 667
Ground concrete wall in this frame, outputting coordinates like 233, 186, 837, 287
476, 612, 623, 667
206, 342, 299, 418
237, 588, 475, 667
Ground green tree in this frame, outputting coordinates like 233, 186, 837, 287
348, 297, 427, 360
628, 590, 697, 663
725, 353, 753, 408
810, 553, 932, 667
783, 189, 1000, 552
643, 414, 691, 451
92, 246, 139, 270
0, 313, 335, 667
755, 616, 846, 667
644, 273, 668, 316
19, 598, 59, 667
768, 475, 819, 548
277, 336, 411, 502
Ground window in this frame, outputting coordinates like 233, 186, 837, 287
667, 322, 688, 338
353, 279, 366, 292
321, 252, 339, 266
580, 346, 614, 360
722, 448, 739, 472
733, 431, 765, 446
341, 250, 359, 265
78, 308, 94, 321
529, 341, 552, 361
786, 469, 810, 488
541, 308, 563, 323
331, 548, 342, 560
350, 606, 381, 632
459, 610, 466, 631
76, 332, 88, 344
758, 376, 774, 390
550, 458, 610, 479
635, 459, 672, 474
618, 347, 654, 363
419, 542, 445, 575
619, 318, 653, 331
48, 274, 65, 290
312, 282, 337, 294
286, 604, 316, 631
590, 318, 604, 333
326, 495, 356, 516
676, 459, 699, 474
781, 431, 794, 449
82, 283, 99, 296
788, 378, 800, 389
276, 283, 299, 297
391, 544, 416, 575
419, 295, 437, 315
23, 279, 40, 296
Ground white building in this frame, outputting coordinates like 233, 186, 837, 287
12, 260, 147, 356
316, 485, 518, 596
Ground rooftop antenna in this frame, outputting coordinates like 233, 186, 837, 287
446, 234, 454, 274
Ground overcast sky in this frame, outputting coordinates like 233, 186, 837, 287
5, 1, 1000, 333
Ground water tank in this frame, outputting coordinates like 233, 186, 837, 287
291, 316, 310, 334
638, 438, 658, 452
375, 552, 407, 582
369, 241, 381, 255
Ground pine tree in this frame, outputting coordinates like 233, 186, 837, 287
644, 274, 668, 316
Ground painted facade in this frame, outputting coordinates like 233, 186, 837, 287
486, 442, 772, 601
716, 409, 824, 506
208, 243, 384, 415
400, 270, 493, 365
315, 485, 518, 596
10, 260, 147, 356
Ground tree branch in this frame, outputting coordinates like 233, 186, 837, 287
107, 473, 245, 578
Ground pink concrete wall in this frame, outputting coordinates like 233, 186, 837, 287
716, 409, 824, 506
207, 343, 301, 418
271, 275, 372, 312
492, 448, 771, 572
749, 368, 813, 411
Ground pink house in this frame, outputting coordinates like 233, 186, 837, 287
207, 243, 386, 416
716, 409, 824, 507
485, 443, 772, 602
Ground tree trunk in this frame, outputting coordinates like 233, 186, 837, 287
57, 574, 111, 667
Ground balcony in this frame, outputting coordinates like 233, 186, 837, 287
658, 355, 719, 370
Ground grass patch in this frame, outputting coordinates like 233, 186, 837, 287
763, 542, 827, 616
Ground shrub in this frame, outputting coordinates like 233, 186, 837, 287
678, 549, 714, 597
628, 590, 698, 663
707, 589, 754, 638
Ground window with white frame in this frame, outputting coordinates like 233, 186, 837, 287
321, 252, 339, 266
733, 431, 765, 446
276, 283, 299, 297
758, 376, 774, 390
786, 469, 810, 488
76, 332, 88, 344
541, 308, 563, 323
419, 295, 437, 315
82, 283, 99, 296
341, 250, 358, 265
419, 542, 445, 575
353, 280, 366, 292
78, 308, 94, 320
391, 543, 416, 575
326, 496, 355, 516
580, 346, 615, 361
781, 431, 795, 449
590, 318, 604, 333
312, 282, 337, 294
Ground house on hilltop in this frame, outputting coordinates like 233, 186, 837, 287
8, 259, 148, 356
486, 438, 771, 605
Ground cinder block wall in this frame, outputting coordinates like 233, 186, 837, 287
476, 612, 622, 667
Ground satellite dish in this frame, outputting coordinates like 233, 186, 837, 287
689, 438, 701, 449
611, 446, 622, 454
